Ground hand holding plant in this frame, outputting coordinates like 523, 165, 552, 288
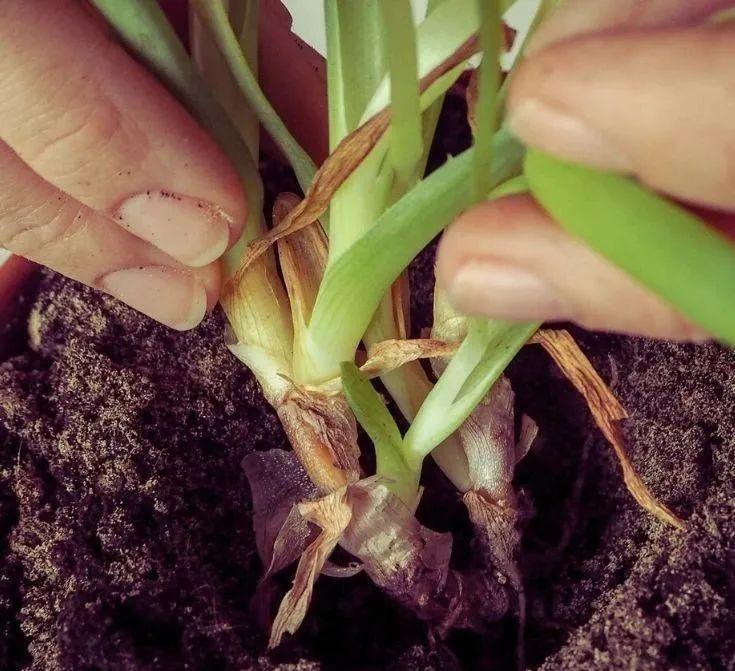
438, 0, 735, 341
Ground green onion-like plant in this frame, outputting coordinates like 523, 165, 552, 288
93, 0, 690, 653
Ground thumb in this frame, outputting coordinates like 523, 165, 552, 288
507, 21, 735, 211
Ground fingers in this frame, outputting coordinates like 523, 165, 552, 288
526, 0, 735, 55
0, 140, 218, 331
0, 0, 247, 266
436, 195, 707, 341
508, 15, 735, 210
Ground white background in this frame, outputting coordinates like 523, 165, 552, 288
0, 0, 539, 268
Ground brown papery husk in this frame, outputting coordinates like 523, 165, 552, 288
242, 449, 319, 629
275, 193, 328, 338
227, 194, 360, 494
270, 479, 510, 647
340, 479, 509, 633
231, 36, 482, 278
277, 386, 361, 494
314, 338, 458, 396
530, 329, 686, 530
269, 488, 353, 648
243, 452, 510, 648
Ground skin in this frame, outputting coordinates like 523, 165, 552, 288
437, 0, 735, 341
0, 0, 326, 330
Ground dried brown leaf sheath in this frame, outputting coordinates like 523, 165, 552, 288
275, 193, 328, 335
456, 378, 524, 590
269, 489, 353, 648
234, 109, 390, 279
531, 330, 685, 531
277, 388, 361, 493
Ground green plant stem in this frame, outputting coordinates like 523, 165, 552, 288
379, 0, 423, 188
525, 149, 735, 345
473, 0, 503, 202
191, 0, 316, 191
403, 320, 539, 462
325, 0, 388, 149
341, 363, 418, 504
299, 130, 525, 383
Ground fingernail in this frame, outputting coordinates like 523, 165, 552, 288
507, 100, 633, 173
99, 266, 207, 331
446, 260, 572, 322
113, 191, 233, 267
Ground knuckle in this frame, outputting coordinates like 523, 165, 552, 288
0, 192, 86, 257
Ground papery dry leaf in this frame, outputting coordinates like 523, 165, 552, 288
431, 286, 469, 345
456, 378, 525, 591
460, 376, 516, 499
341, 479, 508, 630
516, 414, 539, 464
267, 477, 509, 645
269, 489, 353, 648
277, 386, 361, 493
275, 192, 328, 335
321, 560, 363, 578
242, 449, 319, 630
363, 338, 458, 377
234, 110, 389, 279
316, 338, 458, 396
233, 36, 482, 277
241, 449, 319, 577
391, 273, 412, 341
464, 491, 522, 588
530, 329, 685, 531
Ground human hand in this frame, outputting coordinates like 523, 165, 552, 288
0, 0, 247, 330
438, 0, 735, 341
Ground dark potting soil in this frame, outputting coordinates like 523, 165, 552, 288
1, 266, 734, 671
1, 93, 734, 670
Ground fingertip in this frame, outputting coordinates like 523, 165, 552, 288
99, 265, 208, 331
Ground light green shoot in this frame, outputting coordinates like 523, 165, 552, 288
472, 0, 503, 201
379, 0, 423, 188
340, 363, 418, 504
525, 149, 735, 346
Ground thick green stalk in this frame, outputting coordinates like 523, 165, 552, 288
341, 363, 418, 504
325, 0, 388, 149
525, 150, 735, 345
403, 320, 539, 461
298, 130, 525, 383
473, 0, 503, 201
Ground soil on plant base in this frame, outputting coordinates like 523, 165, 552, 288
1, 94, 734, 669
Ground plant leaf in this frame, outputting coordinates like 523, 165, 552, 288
340, 363, 417, 503
325, 0, 387, 148
191, 0, 317, 190
404, 319, 539, 461
525, 150, 735, 346
530, 329, 685, 530
302, 129, 525, 383
269, 489, 353, 648
379, 0, 423, 186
